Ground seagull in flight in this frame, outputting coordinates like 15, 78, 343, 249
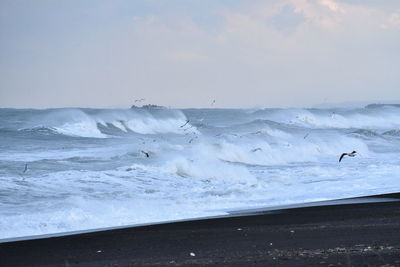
180, 120, 190, 128
23, 163, 29, 173
140, 150, 150, 158
339, 151, 357, 162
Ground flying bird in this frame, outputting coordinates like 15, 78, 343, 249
23, 163, 28, 173
140, 150, 150, 158
180, 120, 190, 128
339, 151, 357, 162
134, 98, 145, 103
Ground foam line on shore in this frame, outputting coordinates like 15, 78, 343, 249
1, 192, 399, 244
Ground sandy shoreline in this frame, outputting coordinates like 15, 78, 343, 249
1, 193, 400, 266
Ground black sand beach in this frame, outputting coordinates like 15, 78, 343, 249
1, 193, 400, 266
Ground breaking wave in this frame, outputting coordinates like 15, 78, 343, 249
10, 108, 197, 138
1, 104, 400, 240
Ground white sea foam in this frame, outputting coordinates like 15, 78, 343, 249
1, 106, 400, 240
257, 108, 400, 129
16, 108, 196, 137
53, 121, 107, 138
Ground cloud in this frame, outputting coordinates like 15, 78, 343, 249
127, 0, 400, 107
387, 9, 400, 26
0, 0, 399, 108
319, 0, 341, 11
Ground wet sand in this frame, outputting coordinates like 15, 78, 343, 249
1, 193, 400, 266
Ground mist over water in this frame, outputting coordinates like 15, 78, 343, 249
1, 105, 400, 239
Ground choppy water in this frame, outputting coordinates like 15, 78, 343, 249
1, 105, 400, 239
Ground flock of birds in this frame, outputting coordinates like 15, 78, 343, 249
20, 99, 358, 177
136, 115, 358, 164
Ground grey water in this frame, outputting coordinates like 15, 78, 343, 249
1, 105, 400, 239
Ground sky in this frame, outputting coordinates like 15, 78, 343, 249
0, 0, 399, 109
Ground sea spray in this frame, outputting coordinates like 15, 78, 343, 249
1, 106, 400, 239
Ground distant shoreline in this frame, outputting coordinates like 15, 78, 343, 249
3, 101, 400, 110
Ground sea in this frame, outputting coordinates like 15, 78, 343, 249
1, 105, 400, 240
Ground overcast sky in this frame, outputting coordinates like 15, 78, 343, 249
0, 0, 399, 109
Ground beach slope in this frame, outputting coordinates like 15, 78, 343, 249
1, 193, 400, 266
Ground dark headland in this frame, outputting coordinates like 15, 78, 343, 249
1, 193, 400, 266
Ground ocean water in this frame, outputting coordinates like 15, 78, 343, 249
1, 105, 400, 239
